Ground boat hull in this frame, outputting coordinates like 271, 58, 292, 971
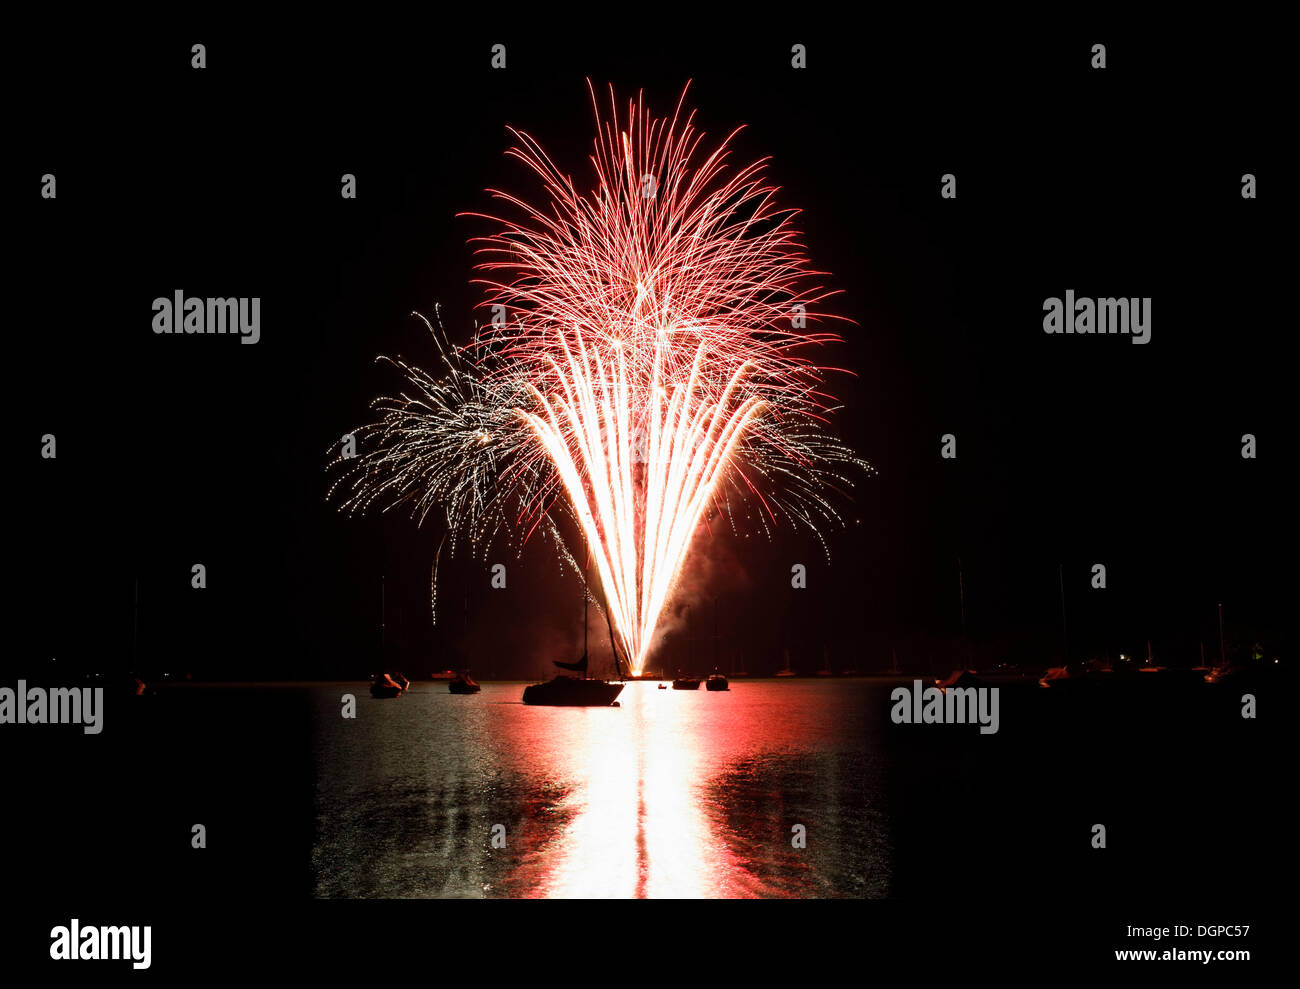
522, 676, 624, 707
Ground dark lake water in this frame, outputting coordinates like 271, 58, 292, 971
7, 674, 1274, 908
311, 680, 892, 898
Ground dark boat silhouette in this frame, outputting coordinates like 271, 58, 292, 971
523, 674, 623, 706
449, 672, 480, 694
370, 673, 403, 698
672, 676, 701, 690
937, 669, 987, 690
522, 545, 624, 707
705, 672, 729, 691
391, 671, 411, 691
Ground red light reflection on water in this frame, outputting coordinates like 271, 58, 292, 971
500, 682, 763, 897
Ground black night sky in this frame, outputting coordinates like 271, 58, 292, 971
5, 24, 1289, 976
18, 28, 1286, 683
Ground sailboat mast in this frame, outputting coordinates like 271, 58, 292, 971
602, 588, 625, 680
713, 597, 718, 670
686, 605, 692, 670
958, 556, 970, 669
1058, 563, 1068, 664
132, 577, 139, 670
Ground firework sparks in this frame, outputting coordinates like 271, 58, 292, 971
330, 83, 871, 675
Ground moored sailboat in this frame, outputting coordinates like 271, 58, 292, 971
522, 545, 624, 707
449, 672, 480, 694
370, 673, 403, 698
776, 648, 796, 677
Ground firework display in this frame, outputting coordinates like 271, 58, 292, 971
331, 84, 870, 674
14, 23, 1286, 965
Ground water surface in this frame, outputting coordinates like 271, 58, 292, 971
311, 680, 891, 898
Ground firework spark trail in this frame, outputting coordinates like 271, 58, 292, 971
521, 335, 766, 671
331, 83, 872, 675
